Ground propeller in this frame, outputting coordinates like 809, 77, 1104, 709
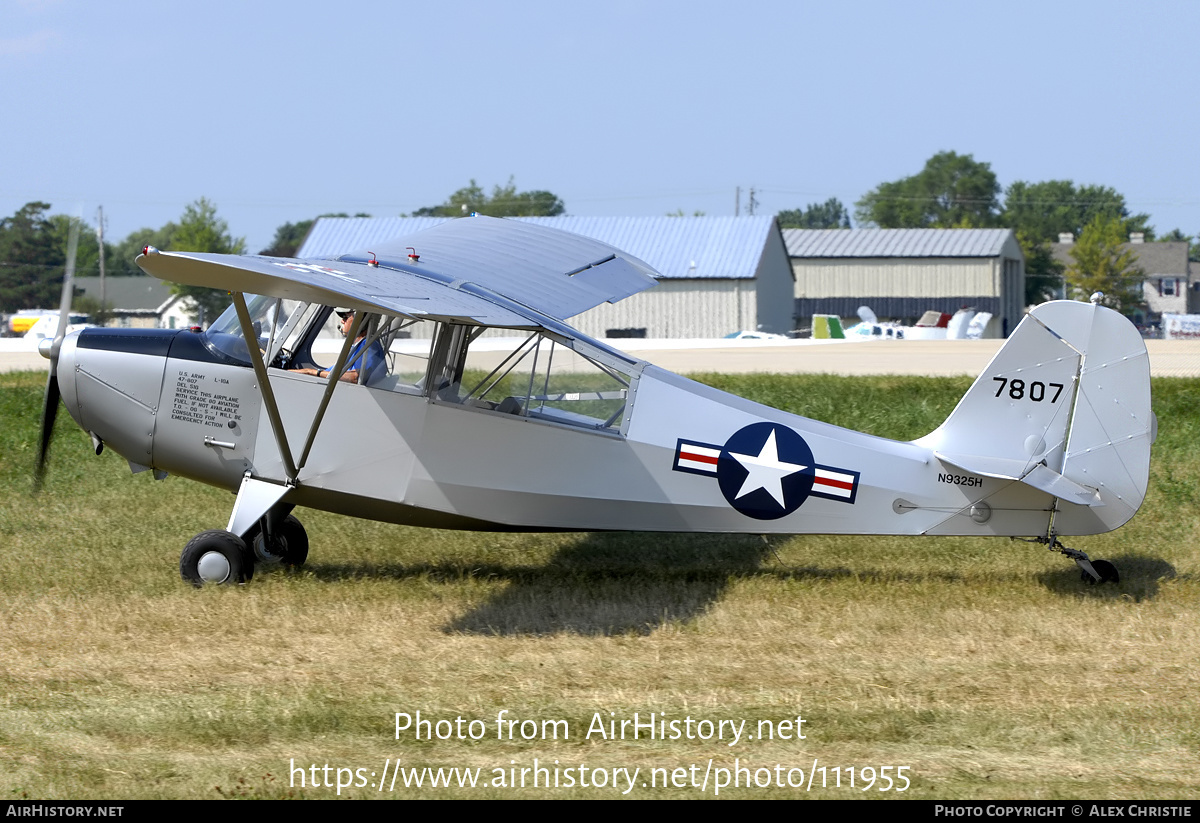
34, 218, 80, 491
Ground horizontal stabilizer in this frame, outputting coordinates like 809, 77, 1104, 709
936, 451, 1104, 507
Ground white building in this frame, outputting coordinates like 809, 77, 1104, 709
73, 276, 192, 329
784, 228, 1026, 338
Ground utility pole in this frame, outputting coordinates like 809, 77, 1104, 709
96, 206, 106, 311
747, 187, 759, 217
735, 186, 741, 217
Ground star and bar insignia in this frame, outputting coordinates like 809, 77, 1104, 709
673, 422, 859, 520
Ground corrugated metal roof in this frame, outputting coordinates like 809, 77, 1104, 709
784, 228, 1015, 258
298, 217, 449, 257
299, 215, 776, 279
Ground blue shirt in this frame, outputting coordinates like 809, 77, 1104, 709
344, 336, 385, 385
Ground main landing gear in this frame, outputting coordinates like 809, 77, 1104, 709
179, 509, 308, 587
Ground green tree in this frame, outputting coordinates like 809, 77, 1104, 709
0, 204, 124, 315
1065, 215, 1145, 314
168, 198, 246, 325
260, 219, 314, 257
777, 198, 851, 229
1002, 180, 1154, 306
0, 201, 64, 312
855, 151, 1000, 228
47, 214, 107, 282
1001, 180, 1152, 243
45, 214, 121, 323
1016, 229, 1064, 304
110, 223, 178, 276
414, 177, 565, 217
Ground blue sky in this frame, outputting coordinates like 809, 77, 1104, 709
3, 0, 1198, 254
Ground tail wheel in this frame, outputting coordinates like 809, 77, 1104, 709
1082, 559, 1120, 585
181, 530, 254, 586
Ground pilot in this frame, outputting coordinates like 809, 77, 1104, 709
293, 308, 385, 385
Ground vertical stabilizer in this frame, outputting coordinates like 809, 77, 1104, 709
915, 301, 1153, 535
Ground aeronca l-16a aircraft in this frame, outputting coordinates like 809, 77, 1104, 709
34, 216, 1154, 586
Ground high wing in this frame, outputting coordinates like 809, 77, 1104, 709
135, 215, 661, 326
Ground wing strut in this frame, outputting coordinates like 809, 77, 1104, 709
295, 310, 366, 472
232, 292, 299, 482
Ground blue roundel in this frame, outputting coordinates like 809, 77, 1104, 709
716, 422, 815, 520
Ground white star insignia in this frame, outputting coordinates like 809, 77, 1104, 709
728, 429, 807, 507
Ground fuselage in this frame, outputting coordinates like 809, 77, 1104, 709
56, 323, 1066, 539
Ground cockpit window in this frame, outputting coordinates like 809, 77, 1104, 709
435, 327, 633, 433
206, 298, 438, 391
204, 300, 628, 429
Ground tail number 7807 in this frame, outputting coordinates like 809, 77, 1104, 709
994, 377, 1064, 403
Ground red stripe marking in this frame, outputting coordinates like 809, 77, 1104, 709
681, 451, 719, 465
815, 476, 854, 491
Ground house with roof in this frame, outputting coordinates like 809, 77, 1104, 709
1051, 234, 1197, 323
784, 228, 1026, 338
297, 216, 794, 339
73, 276, 192, 329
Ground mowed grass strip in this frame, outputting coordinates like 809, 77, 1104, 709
0, 370, 1196, 799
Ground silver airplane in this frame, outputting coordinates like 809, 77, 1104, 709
35, 216, 1154, 586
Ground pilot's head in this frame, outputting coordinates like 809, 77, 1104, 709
334, 308, 354, 337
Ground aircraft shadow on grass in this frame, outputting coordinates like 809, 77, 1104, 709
443, 549, 1183, 633
442, 533, 781, 636
1036, 554, 1179, 602
305, 533, 773, 636
304, 543, 1181, 635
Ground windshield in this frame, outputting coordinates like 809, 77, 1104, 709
204, 295, 304, 365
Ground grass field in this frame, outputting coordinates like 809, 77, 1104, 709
1, 370, 1197, 799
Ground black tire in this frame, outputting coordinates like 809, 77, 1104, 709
180, 530, 253, 587
250, 515, 309, 568
1091, 559, 1119, 584
1082, 559, 1120, 585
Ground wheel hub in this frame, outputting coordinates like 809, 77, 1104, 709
252, 533, 285, 564
196, 550, 232, 583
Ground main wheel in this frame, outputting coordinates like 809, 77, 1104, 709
249, 515, 309, 568
181, 530, 253, 586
